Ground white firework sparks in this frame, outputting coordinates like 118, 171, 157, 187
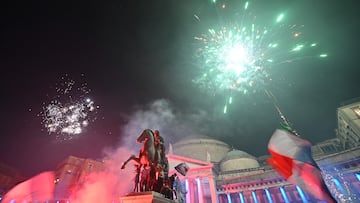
41, 74, 99, 140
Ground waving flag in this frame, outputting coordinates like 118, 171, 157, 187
2, 171, 55, 203
174, 162, 189, 176
267, 126, 337, 203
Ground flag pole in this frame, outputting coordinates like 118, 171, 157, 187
265, 89, 337, 202
265, 89, 300, 136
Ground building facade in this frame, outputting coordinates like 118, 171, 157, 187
167, 135, 360, 203
336, 101, 360, 149
54, 155, 106, 200
163, 100, 360, 203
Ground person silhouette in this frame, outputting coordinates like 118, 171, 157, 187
133, 164, 141, 192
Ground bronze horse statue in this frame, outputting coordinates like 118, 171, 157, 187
121, 129, 157, 191
153, 130, 168, 175
121, 129, 171, 193
121, 129, 156, 169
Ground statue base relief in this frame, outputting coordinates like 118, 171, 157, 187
119, 191, 177, 203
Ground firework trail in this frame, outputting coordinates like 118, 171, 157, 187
40, 74, 99, 141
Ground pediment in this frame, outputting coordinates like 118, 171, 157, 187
167, 154, 214, 177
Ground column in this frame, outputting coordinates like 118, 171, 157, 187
251, 191, 258, 203
265, 189, 273, 203
334, 178, 346, 194
355, 173, 360, 181
187, 178, 196, 203
295, 186, 309, 203
279, 187, 290, 203
196, 177, 204, 203
227, 194, 232, 203
185, 179, 190, 203
208, 176, 218, 203
239, 192, 245, 203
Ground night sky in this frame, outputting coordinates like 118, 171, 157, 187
1, 0, 359, 177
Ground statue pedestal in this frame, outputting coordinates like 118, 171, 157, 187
120, 191, 177, 203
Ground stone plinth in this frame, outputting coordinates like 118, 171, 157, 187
120, 191, 176, 203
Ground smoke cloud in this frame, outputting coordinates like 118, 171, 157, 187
69, 147, 135, 202
120, 98, 226, 148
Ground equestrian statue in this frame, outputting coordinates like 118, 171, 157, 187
121, 129, 170, 194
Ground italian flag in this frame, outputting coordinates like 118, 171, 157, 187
267, 125, 337, 203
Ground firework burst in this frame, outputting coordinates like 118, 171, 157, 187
193, 1, 327, 113
40, 74, 99, 140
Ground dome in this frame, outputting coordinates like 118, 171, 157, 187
220, 150, 260, 172
172, 135, 231, 162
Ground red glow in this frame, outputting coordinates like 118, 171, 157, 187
2, 171, 55, 202
69, 147, 137, 203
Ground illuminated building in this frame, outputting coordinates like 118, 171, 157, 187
336, 100, 360, 149
168, 98, 360, 203
54, 155, 106, 200
168, 136, 360, 203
